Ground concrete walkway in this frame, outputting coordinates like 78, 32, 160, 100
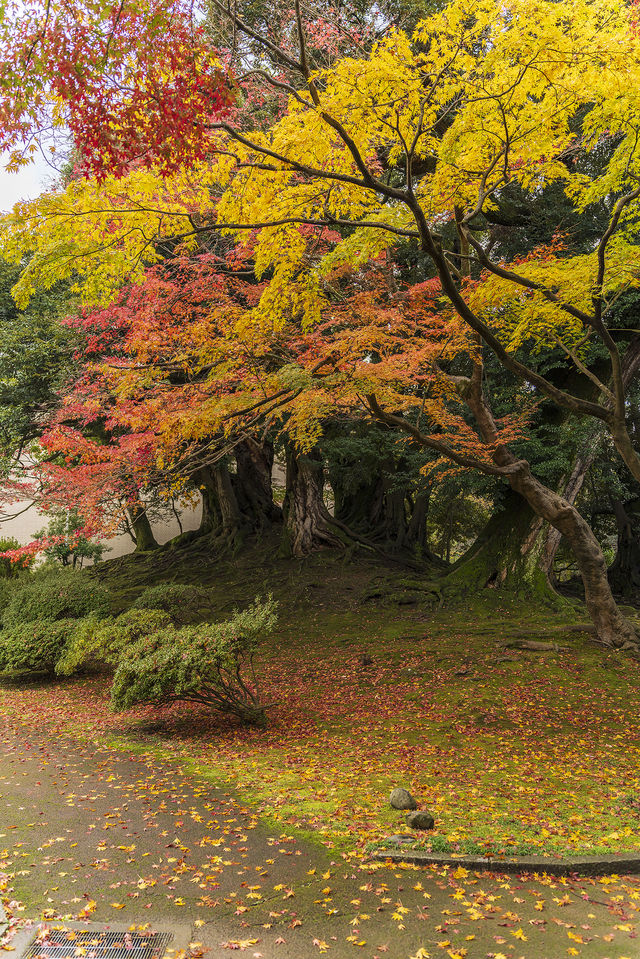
1, 719, 639, 959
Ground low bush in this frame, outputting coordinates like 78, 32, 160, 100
131, 583, 211, 624
1, 569, 111, 627
110, 596, 277, 726
0, 537, 26, 579
0, 579, 17, 617
56, 608, 173, 676
0, 619, 78, 675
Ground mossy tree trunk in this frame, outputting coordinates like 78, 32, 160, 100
370, 384, 638, 647
127, 503, 159, 551
440, 491, 558, 601
465, 392, 638, 648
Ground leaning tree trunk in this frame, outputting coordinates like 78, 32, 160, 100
504, 462, 637, 647
282, 446, 343, 557
440, 491, 561, 603
127, 503, 159, 551
542, 336, 640, 576
541, 439, 601, 581
468, 391, 638, 648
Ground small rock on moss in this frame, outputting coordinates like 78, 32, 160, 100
406, 811, 435, 830
390, 788, 417, 810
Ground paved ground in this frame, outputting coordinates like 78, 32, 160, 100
1, 719, 640, 959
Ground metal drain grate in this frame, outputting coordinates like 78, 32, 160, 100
23, 930, 173, 959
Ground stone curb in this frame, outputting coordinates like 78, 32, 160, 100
369, 849, 640, 876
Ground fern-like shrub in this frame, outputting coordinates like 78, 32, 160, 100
110, 597, 277, 726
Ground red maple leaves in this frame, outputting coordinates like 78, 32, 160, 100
1, 0, 231, 180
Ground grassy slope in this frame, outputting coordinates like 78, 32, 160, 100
3, 538, 640, 859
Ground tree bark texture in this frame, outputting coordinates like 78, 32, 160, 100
128, 503, 159, 551
609, 497, 640, 598
441, 491, 557, 599
466, 390, 638, 647
233, 438, 282, 527
283, 446, 342, 557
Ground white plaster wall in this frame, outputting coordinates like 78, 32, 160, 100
0, 498, 202, 560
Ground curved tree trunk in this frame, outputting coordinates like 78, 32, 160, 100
282, 446, 343, 557
370, 385, 638, 647
463, 389, 638, 647
504, 463, 637, 646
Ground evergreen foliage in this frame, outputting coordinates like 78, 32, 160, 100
1, 569, 111, 627
0, 618, 78, 675
110, 597, 277, 726
131, 583, 212, 624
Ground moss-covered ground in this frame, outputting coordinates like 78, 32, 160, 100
2, 543, 639, 860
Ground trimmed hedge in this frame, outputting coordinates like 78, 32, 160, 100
0, 619, 78, 675
56, 608, 173, 676
2, 570, 111, 627
131, 583, 211, 624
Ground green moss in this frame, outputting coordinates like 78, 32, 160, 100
4, 537, 633, 859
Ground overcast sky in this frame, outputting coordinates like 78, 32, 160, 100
0, 152, 57, 211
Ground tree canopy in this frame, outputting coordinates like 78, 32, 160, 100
0, 0, 639, 647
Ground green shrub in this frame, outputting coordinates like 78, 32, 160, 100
0, 619, 78, 675
0, 578, 17, 616
56, 608, 172, 676
110, 597, 277, 726
2, 569, 111, 627
0, 537, 27, 579
131, 583, 211, 624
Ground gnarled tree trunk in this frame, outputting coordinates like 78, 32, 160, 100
331, 457, 433, 555
233, 438, 281, 528
440, 491, 559, 601
502, 466, 635, 644
283, 446, 343, 557
464, 392, 638, 648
